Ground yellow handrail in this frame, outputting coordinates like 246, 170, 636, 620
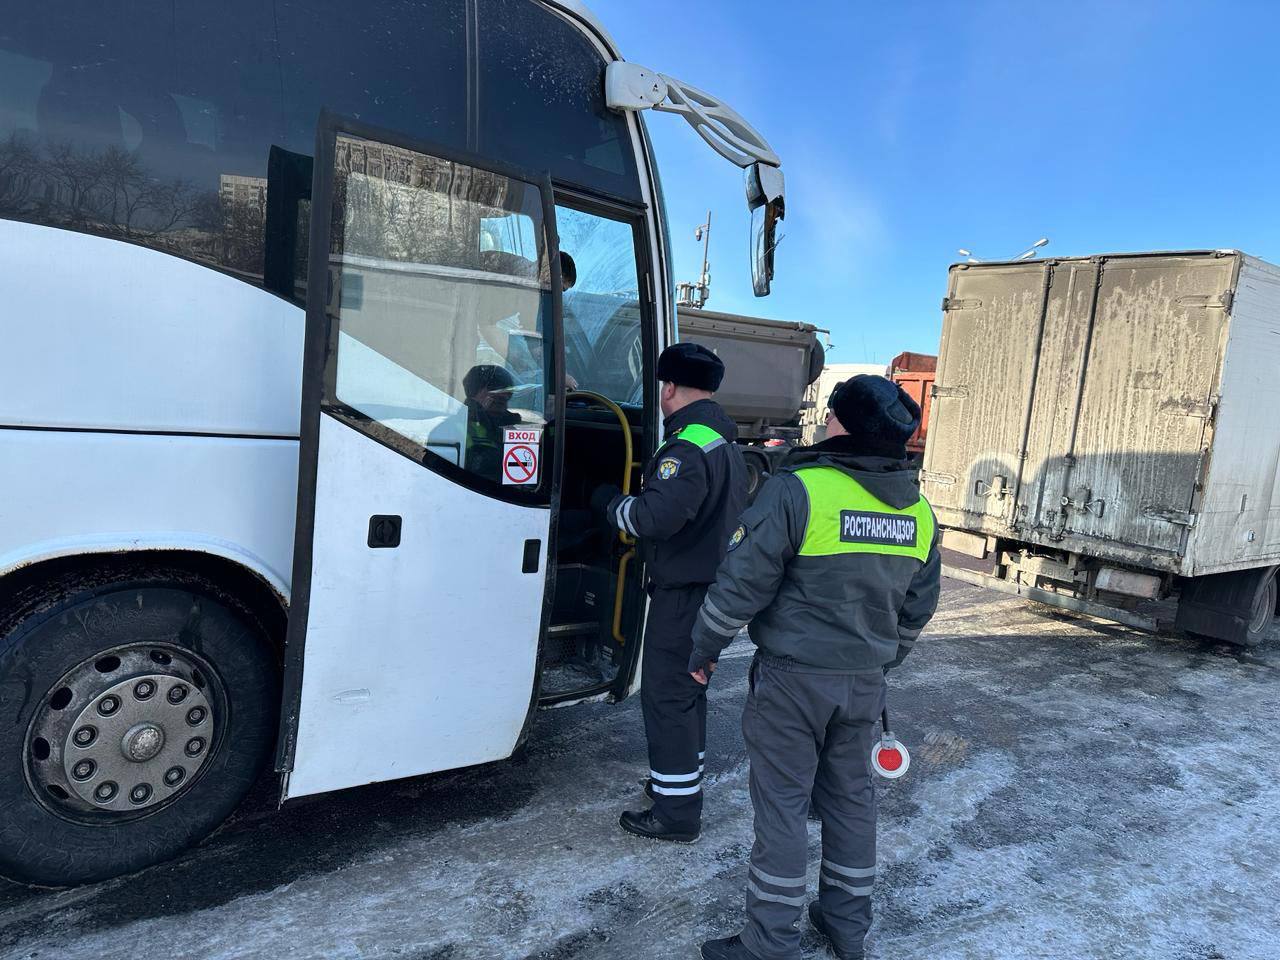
566, 390, 639, 645
612, 548, 636, 647
566, 390, 636, 546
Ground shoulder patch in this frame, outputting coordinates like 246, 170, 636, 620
727, 523, 746, 552
657, 457, 682, 480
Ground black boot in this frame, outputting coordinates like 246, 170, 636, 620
699, 934, 761, 959
618, 808, 699, 843
808, 901, 865, 960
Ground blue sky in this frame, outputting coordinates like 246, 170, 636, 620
594, 0, 1280, 365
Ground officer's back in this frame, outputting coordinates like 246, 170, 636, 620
690, 374, 941, 960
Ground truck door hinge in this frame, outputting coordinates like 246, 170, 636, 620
919, 470, 956, 486
1160, 394, 1218, 419
1143, 506, 1196, 527
932, 384, 969, 399
941, 296, 981, 312
1176, 291, 1233, 313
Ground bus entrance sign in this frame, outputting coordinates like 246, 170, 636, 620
502, 428, 541, 486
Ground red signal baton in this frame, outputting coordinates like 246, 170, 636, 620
871, 707, 910, 779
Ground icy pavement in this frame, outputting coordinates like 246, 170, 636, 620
2, 576, 1279, 960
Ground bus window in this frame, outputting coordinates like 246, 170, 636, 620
558, 205, 645, 405
326, 135, 554, 489
0, 2, 285, 284
0, 0, 467, 302
478, 0, 640, 203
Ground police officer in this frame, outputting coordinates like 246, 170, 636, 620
688, 375, 941, 960
593, 342, 747, 843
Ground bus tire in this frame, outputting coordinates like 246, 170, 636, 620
0, 566, 278, 886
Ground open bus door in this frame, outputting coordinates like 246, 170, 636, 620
277, 115, 564, 800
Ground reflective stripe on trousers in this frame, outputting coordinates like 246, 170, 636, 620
740, 656, 885, 960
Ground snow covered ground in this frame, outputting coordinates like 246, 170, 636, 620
2, 575, 1278, 960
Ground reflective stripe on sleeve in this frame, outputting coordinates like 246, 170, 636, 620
699, 608, 740, 638
622, 497, 638, 537
704, 596, 747, 630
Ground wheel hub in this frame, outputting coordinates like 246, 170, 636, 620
25, 645, 220, 821
122, 723, 166, 763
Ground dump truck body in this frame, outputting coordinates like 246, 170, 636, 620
676, 307, 824, 439
889, 351, 936, 460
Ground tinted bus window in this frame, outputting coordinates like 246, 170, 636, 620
478, 0, 641, 203
0, 1, 465, 302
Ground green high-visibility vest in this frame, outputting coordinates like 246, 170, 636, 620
669, 423, 726, 452
794, 466, 934, 562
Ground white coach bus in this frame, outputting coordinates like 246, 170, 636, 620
0, 0, 785, 884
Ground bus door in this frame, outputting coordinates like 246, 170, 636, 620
279, 115, 563, 800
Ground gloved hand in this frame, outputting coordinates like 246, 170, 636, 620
590, 483, 623, 530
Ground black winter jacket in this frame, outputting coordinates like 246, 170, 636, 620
606, 399, 748, 589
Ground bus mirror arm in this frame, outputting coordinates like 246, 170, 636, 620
604, 61, 781, 170
606, 61, 784, 296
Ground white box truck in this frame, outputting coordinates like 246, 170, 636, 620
921, 250, 1280, 645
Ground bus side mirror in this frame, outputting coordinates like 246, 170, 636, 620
746, 162, 785, 297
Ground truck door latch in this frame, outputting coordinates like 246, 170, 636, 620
976, 474, 1008, 499
1061, 489, 1106, 517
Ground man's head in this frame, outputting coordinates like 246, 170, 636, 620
559, 251, 577, 292
656, 342, 725, 417
463, 364, 516, 413
826, 375, 921, 459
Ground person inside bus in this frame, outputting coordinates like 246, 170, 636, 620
462, 364, 522, 480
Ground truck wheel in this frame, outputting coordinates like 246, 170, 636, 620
1176, 566, 1279, 647
1246, 572, 1278, 644
0, 567, 278, 885
743, 449, 771, 504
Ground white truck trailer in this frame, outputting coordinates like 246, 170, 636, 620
922, 251, 1280, 646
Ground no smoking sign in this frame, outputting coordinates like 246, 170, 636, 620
502, 428, 541, 486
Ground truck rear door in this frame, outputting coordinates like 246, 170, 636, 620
1046, 254, 1232, 556
922, 262, 1051, 529
278, 116, 563, 800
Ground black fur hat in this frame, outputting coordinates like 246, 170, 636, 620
828, 375, 921, 459
657, 342, 725, 392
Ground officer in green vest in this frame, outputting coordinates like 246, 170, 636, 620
462, 364, 522, 480
593, 342, 747, 843
689, 375, 941, 960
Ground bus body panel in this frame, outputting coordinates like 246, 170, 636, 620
0, 427, 297, 597
0, 219, 304, 438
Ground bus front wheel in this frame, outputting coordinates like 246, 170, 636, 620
0, 566, 278, 886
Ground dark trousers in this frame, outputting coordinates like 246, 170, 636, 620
740, 655, 885, 960
640, 584, 709, 829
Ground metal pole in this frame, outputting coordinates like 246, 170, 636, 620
699, 209, 712, 306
